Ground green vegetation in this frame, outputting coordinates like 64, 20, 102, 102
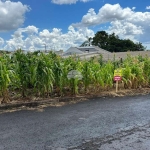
0, 50, 150, 103
91, 31, 146, 52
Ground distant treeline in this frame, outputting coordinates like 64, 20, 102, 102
82, 31, 146, 52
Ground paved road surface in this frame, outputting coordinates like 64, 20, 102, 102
0, 94, 150, 150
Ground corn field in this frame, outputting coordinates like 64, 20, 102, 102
0, 50, 150, 103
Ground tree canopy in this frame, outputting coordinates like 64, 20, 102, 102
91, 31, 146, 52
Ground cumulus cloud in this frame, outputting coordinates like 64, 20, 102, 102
0, 0, 30, 32
146, 6, 150, 10
80, 0, 91, 2
13, 26, 38, 37
1, 3, 150, 50
72, 3, 150, 49
51, 0, 90, 5
72, 4, 134, 27
132, 7, 136, 10
0, 37, 4, 48
3, 25, 94, 51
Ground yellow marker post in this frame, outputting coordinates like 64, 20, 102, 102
116, 80, 118, 93
114, 69, 122, 93
114, 69, 122, 77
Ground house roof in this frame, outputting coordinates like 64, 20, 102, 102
64, 46, 112, 57
77, 46, 98, 52
63, 47, 84, 56
92, 46, 111, 54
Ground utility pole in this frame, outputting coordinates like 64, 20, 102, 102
44, 44, 46, 51
43, 44, 46, 52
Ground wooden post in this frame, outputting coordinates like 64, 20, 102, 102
116, 80, 118, 93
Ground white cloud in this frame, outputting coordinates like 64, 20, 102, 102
146, 6, 150, 10
0, 0, 30, 32
72, 3, 150, 49
51, 0, 90, 5
107, 21, 143, 37
72, 4, 134, 27
132, 7, 136, 10
0, 37, 4, 48
1, 3, 150, 51
4, 26, 39, 50
80, 0, 91, 2
3, 25, 94, 51
13, 26, 38, 37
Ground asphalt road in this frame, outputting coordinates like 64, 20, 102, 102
0, 94, 150, 150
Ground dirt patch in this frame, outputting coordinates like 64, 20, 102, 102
0, 88, 150, 114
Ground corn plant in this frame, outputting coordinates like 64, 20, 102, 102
102, 61, 114, 90
34, 53, 54, 97
12, 50, 31, 97
81, 60, 94, 93
0, 49, 150, 104
0, 55, 13, 103
67, 56, 82, 95
143, 56, 150, 86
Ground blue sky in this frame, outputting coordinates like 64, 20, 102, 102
0, 0, 150, 51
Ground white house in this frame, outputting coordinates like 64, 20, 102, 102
63, 46, 111, 56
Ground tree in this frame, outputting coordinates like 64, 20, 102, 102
135, 42, 146, 51
92, 31, 146, 52
92, 31, 109, 49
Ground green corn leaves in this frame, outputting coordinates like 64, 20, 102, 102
0, 50, 150, 103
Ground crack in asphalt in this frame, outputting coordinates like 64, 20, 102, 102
68, 124, 150, 150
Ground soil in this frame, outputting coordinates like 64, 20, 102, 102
0, 87, 150, 114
